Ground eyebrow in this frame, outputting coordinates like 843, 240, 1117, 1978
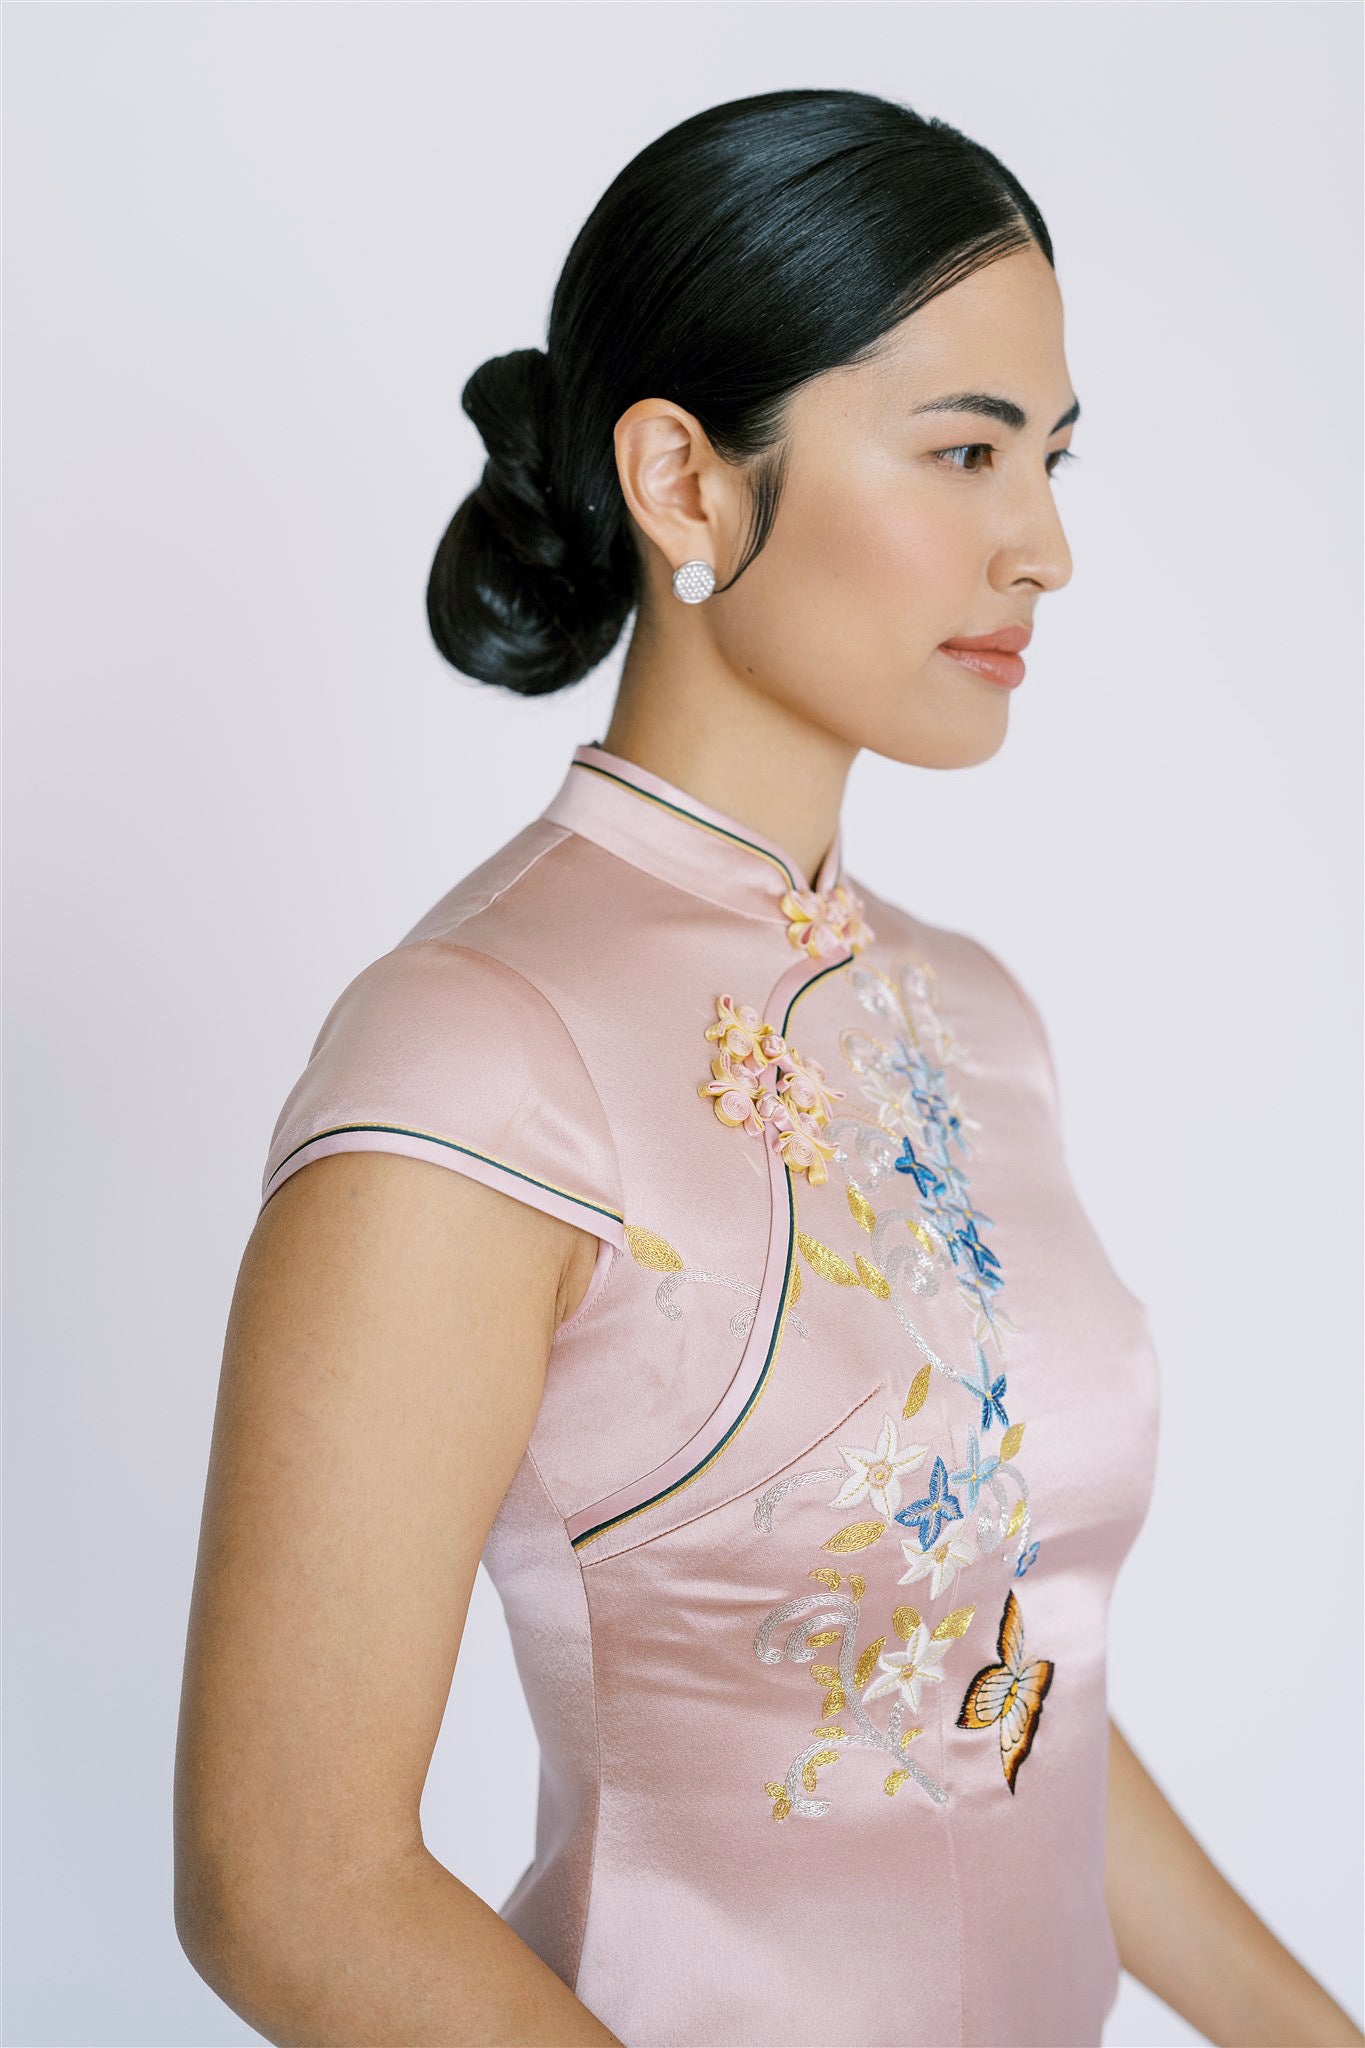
910, 392, 1082, 435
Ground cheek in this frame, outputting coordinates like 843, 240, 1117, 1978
765, 471, 972, 655
718, 460, 1009, 763
818, 495, 963, 614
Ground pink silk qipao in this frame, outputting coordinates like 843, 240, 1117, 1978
260, 740, 1161, 2048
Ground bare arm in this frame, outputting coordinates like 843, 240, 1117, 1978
1105, 1714, 1362, 2048
174, 1150, 623, 2047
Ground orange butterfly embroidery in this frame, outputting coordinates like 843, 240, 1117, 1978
956, 1586, 1054, 1792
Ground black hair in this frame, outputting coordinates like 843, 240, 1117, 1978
426, 87, 1053, 697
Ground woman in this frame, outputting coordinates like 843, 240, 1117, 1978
174, 88, 1362, 2048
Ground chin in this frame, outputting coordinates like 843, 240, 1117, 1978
872, 710, 1010, 773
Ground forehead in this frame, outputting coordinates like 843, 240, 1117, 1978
812, 248, 1070, 411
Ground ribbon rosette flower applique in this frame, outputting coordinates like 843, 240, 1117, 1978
698, 993, 845, 1185
780, 881, 876, 960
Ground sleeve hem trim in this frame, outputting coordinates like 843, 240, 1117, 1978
259, 1122, 626, 1243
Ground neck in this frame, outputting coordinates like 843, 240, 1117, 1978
603, 647, 856, 890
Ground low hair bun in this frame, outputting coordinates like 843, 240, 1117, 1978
426, 346, 632, 696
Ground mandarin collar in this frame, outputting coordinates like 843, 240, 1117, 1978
541, 740, 848, 929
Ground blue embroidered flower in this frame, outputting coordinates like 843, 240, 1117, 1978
893, 1455, 965, 1551
949, 1428, 1001, 1511
892, 1134, 946, 1201
888, 1041, 973, 1153
1013, 1542, 1041, 1578
962, 1340, 1009, 1433
952, 1211, 1002, 1286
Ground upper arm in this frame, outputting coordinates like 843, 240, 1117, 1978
176, 937, 624, 1947
175, 1147, 583, 1941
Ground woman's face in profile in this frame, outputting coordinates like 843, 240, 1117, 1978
680, 243, 1079, 772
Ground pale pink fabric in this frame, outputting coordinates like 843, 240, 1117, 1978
260, 741, 1161, 2047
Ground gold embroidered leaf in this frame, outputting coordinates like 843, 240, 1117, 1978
806, 1629, 840, 1648
787, 1256, 802, 1306
891, 1604, 922, 1640
1005, 1499, 1027, 1538
856, 1255, 891, 1299
807, 1567, 842, 1591
849, 1573, 867, 1602
899, 1726, 925, 1748
930, 1604, 976, 1642
853, 1636, 886, 1689
821, 1683, 846, 1717
810, 1664, 841, 1686
846, 1185, 877, 1234
907, 1217, 937, 1257
822, 1519, 886, 1554
903, 1364, 933, 1418
999, 1422, 1025, 1461
801, 1760, 818, 1792
884, 1769, 910, 1796
801, 1747, 842, 1791
623, 1224, 684, 1272
811, 1724, 848, 1739
764, 1781, 785, 1800
772, 1792, 792, 1821
796, 1232, 861, 1285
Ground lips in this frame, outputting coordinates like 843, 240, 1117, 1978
940, 623, 1032, 654
938, 622, 1031, 688
938, 644, 1026, 687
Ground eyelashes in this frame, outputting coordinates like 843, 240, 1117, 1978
936, 444, 1080, 478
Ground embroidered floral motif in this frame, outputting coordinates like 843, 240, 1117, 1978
697, 993, 845, 1185
623, 1217, 820, 1346
753, 1566, 969, 1816
860, 1621, 954, 1709
897, 1520, 975, 1600
956, 1586, 1054, 1792
753, 1408, 981, 1817
893, 1454, 965, 1551
752, 954, 1060, 1817
830, 1413, 929, 1520
779, 881, 876, 960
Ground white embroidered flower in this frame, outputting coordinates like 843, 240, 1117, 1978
898, 1521, 976, 1600
829, 1413, 929, 1520
855, 1066, 917, 1130
859, 1623, 952, 1711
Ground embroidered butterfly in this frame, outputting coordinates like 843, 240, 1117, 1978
956, 1587, 1054, 1793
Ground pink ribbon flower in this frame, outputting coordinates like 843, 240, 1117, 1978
780, 882, 876, 960
698, 993, 845, 1185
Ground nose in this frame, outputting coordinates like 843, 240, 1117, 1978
994, 475, 1073, 596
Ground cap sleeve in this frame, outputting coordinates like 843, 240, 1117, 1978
259, 940, 625, 1248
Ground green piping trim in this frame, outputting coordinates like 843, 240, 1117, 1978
569, 950, 854, 1550
573, 760, 801, 893
570, 1163, 797, 1549
263, 1121, 625, 1224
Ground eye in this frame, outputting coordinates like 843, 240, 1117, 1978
935, 444, 1080, 478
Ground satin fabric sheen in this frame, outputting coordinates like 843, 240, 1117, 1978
259, 742, 1161, 2047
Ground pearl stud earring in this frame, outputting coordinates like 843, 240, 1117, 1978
671, 559, 716, 604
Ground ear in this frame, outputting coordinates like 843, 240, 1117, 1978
613, 397, 744, 586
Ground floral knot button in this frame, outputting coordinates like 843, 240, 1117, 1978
698, 993, 845, 1185
780, 881, 876, 960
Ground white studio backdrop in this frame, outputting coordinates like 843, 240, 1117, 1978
5, 4, 1361, 2043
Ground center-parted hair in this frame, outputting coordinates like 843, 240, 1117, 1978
426, 87, 1053, 698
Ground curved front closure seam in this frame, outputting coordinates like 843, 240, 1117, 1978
566, 946, 853, 1557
